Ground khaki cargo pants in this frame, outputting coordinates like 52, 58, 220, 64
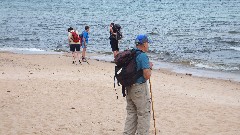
123, 82, 151, 135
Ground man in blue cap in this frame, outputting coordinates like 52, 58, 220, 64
123, 34, 153, 135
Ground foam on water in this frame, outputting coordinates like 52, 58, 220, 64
230, 47, 240, 51
0, 47, 44, 52
191, 62, 240, 71
0, 47, 62, 54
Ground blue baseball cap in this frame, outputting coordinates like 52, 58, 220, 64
135, 34, 152, 45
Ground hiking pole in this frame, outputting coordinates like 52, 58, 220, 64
82, 56, 90, 64
149, 78, 157, 135
86, 60, 90, 65
83, 58, 90, 65
85, 57, 90, 65
114, 75, 118, 99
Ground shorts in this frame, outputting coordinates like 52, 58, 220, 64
81, 42, 87, 48
70, 44, 80, 52
110, 39, 119, 52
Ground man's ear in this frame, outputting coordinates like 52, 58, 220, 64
143, 43, 146, 47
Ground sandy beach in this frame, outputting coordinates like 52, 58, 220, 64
0, 52, 240, 135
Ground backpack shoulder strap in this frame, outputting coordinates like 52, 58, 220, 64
133, 48, 144, 79
132, 48, 143, 57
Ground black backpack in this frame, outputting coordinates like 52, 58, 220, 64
113, 24, 123, 40
114, 49, 143, 97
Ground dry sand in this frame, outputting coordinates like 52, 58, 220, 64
0, 52, 240, 135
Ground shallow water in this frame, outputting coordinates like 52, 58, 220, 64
0, 0, 240, 81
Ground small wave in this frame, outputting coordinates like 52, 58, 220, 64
0, 47, 63, 54
0, 47, 45, 52
0, 37, 40, 42
53, 49, 68, 52
221, 40, 240, 45
192, 62, 239, 71
148, 32, 159, 35
228, 31, 240, 34
90, 54, 114, 62
0, 37, 20, 41
230, 47, 240, 51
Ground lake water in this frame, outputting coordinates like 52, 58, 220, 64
0, 0, 240, 81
